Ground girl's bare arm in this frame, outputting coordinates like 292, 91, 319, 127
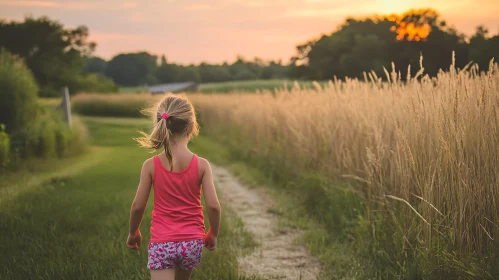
200, 158, 221, 237
129, 158, 153, 235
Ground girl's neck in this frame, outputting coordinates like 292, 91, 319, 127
169, 137, 190, 153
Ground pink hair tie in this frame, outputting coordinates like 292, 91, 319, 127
161, 113, 169, 120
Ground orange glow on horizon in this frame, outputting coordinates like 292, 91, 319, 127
390, 10, 434, 41
393, 21, 432, 41
0, 0, 498, 63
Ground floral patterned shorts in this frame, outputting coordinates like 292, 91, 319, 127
147, 240, 204, 271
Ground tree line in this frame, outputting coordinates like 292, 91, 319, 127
289, 9, 499, 80
87, 54, 289, 87
1, 9, 498, 95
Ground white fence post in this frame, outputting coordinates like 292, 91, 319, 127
61, 87, 72, 128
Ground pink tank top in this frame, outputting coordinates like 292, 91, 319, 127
150, 154, 205, 242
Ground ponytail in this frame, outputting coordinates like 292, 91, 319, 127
135, 93, 199, 169
161, 117, 174, 172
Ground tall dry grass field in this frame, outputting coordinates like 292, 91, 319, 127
190, 59, 499, 277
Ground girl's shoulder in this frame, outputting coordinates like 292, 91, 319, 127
197, 156, 209, 170
197, 156, 212, 178
142, 156, 156, 176
144, 156, 156, 167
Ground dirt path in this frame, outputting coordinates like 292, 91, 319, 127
212, 165, 321, 280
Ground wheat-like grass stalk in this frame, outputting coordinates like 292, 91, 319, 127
189, 58, 499, 261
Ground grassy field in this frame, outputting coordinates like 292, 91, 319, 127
0, 116, 261, 280
74, 80, 327, 118
198, 79, 326, 93
38, 97, 61, 109
72, 79, 326, 118
63, 60, 498, 278
189, 62, 499, 278
118, 79, 327, 94
119, 86, 148, 93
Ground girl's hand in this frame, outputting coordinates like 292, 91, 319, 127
127, 230, 142, 250
204, 229, 217, 251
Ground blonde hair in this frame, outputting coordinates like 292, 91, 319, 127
135, 93, 199, 170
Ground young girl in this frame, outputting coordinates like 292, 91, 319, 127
126, 94, 221, 280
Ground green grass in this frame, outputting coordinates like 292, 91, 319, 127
0, 117, 261, 280
119, 79, 328, 94
119, 86, 148, 93
0, 146, 106, 204
198, 79, 327, 93
38, 97, 61, 109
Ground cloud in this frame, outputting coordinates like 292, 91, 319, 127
225, 0, 287, 8
128, 12, 148, 23
87, 31, 157, 58
0, 0, 101, 10
121, 2, 137, 9
282, 0, 377, 18
184, 4, 216, 11
127, 12, 163, 24
0, 16, 21, 22
1, 0, 498, 63
238, 1, 266, 7
284, 8, 351, 17
1, 1, 58, 7
60, 1, 100, 10
89, 31, 128, 41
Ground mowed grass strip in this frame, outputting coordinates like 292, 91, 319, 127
0, 146, 109, 204
116, 79, 327, 95
0, 117, 260, 280
198, 79, 327, 94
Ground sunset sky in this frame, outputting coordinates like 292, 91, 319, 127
1, 0, 498, 64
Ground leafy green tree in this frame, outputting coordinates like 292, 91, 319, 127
405, 9, 468, 75
105, 52, 158, 86
176, 65, 200, 83
84, 56, 107, 74
0, 16, 96, 96
291, 9, 471, 80
156, 56, 180, 83
302, 18, 394, 79
228, 57, 261, 80
469, 26, 499, 71
233, 69, 257, 80
260, 61, 289, 79
198, 63, 233, 83
156, 55, 290, 84
75, 73, 118, 93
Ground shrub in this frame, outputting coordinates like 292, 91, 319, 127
0, 49, 38, 132
38, 86, 60, 98
0, 124, 10, 167
0, 50, 86, 169
54, 115, 87, 157
9, 106, 85, 161
72, 73, 118, 94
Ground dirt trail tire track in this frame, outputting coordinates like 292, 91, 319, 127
212, 165, 321, 280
